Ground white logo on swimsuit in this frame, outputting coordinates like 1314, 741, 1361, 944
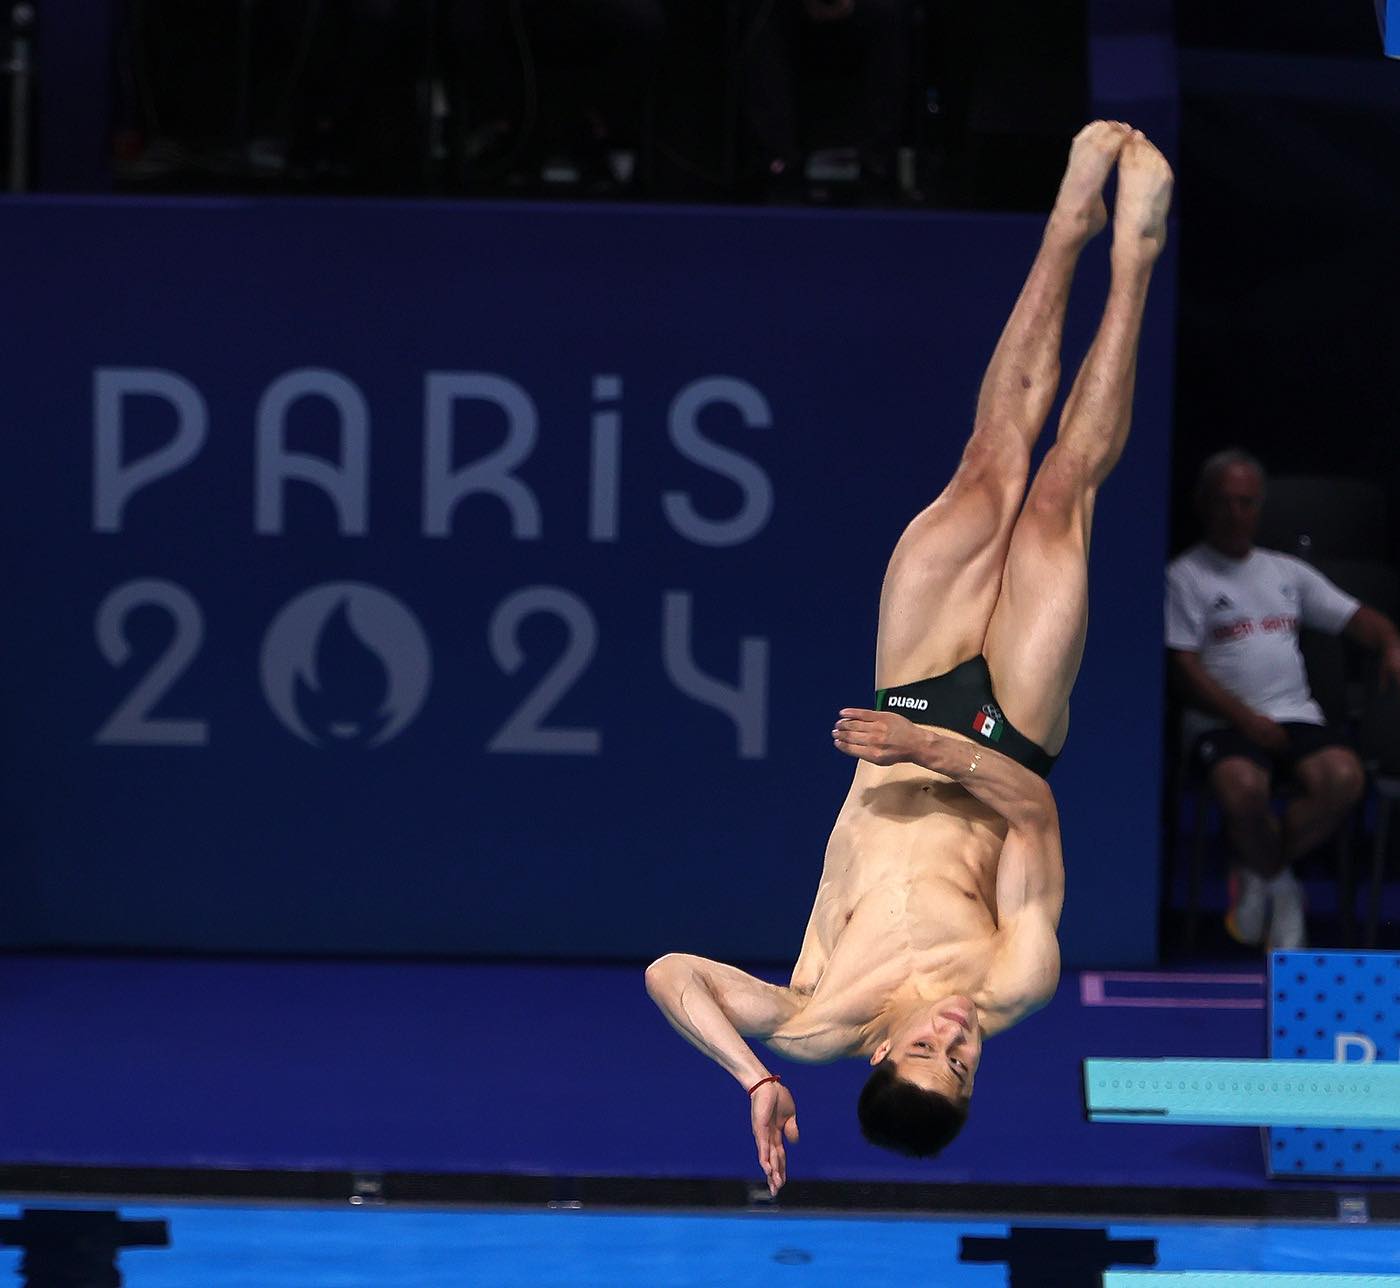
261, 583, 432, 748
981, 701, 1003, 721
887, 695, 928, 711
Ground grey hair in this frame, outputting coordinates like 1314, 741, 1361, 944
1196, 448, 1266, 506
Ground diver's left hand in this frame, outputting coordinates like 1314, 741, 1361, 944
750, 1080, 799, 1197
832, 708, 932, 768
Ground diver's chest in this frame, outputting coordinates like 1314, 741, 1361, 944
822, 875, 993, 954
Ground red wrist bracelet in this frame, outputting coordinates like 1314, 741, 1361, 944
747, 1074, 782, 1096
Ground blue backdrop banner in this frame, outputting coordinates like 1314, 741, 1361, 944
0, 195, 1173, 965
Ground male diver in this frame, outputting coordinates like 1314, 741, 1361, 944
646, 122, 1172, 1194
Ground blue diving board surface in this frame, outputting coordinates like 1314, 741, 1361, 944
1082, 1059, 1400, 1129
1107, 1276, 1400, 1287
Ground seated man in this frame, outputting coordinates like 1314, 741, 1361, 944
1165, 451, 1400, 949
646, 121, 1172, 1193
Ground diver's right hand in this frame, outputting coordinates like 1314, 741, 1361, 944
832, 708, 929, 767
750, 1079, 799, 1197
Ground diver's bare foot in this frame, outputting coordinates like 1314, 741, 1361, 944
1048, 120, 1132, 245
1111, 130, 1173, 267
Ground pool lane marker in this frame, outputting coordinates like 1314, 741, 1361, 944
1106, 1276, 1400, 1287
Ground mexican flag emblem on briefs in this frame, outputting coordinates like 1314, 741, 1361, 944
972, 709, 1003, 742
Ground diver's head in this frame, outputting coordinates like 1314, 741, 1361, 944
858, 996, 981, 1158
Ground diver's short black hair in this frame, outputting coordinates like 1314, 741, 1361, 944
857, 1060, 969, 1158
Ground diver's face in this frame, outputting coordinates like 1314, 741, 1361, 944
872, 995, 983, 1100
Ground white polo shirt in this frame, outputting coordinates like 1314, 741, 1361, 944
1165, 543, 1359, 725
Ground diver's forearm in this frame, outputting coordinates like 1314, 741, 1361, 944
917, 732, 1054, 830
645, 959, 771, 1089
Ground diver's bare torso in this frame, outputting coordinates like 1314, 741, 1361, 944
766, 742, 1045, 1064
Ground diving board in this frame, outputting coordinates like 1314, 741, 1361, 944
1082, 1059, 1400, 1129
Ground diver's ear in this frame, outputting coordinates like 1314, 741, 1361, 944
869, 1040, 891, 1067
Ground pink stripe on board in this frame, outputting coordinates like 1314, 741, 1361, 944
1079, 970, 1266, 1009
1082, 995, 1265, 1009
1093, 972, 1263, 985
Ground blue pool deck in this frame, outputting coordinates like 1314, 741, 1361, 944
4, 953, 1400, 1284
1, 952, 1394, 1201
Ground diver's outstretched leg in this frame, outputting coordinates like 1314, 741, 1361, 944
874, 121, 1135, 688
982, 129, 1173, 750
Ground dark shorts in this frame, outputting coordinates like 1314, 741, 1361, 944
875, 655, 1057, 778
1193, 721, 1354, 778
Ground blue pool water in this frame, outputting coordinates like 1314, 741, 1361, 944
1, 1203, 1397, 1287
